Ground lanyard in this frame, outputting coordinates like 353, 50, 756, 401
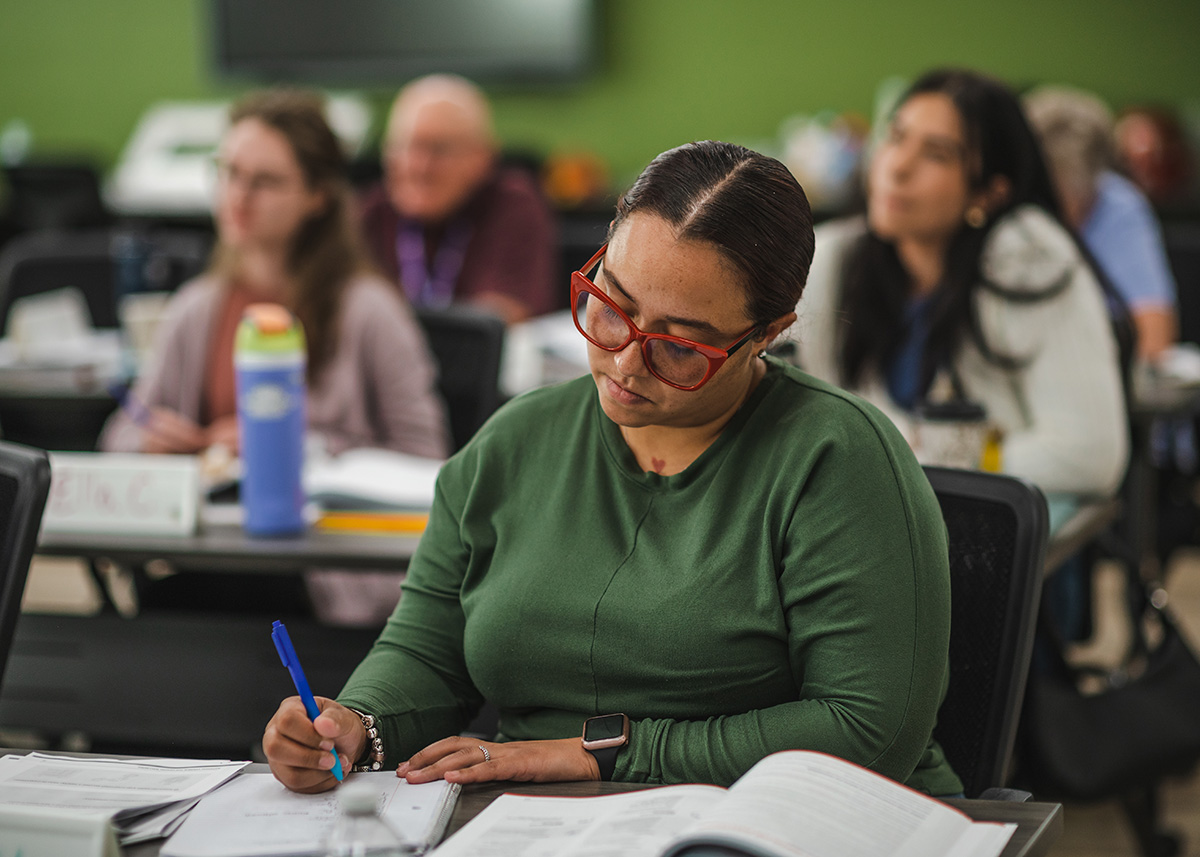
395, 219, 473, 308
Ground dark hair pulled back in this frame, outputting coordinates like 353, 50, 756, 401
612, 141, 815, 332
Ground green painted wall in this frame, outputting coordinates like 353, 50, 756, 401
2, 0, 1198, 188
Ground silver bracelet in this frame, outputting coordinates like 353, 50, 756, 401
347, 708, 385, 772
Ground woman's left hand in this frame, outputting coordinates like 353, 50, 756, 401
398, 737, 601, 785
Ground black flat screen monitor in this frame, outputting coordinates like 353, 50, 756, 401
209, 0, 598, 86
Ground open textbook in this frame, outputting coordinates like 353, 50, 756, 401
432, 750, 1016, 857
162, 772, 460, 857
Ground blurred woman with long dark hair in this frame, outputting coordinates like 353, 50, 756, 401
795, 68, 1127, 497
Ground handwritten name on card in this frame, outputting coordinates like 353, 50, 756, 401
44, 453, 201, 536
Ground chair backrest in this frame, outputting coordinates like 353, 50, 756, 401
1165, 222, 1200, 345
2, 163, 110, 231
0, 227, 211, 332
0, 441, 51, 693
415, 305, 506, 452
556, 211, 611, 313
0, 229, 117, 329
924, 466, 1048, 798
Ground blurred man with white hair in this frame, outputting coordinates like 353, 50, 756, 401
360, 74, 557, 322
1026, 84, 1178, 362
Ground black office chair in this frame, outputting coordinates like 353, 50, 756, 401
2, 162, 111, 232
0, 228, 120, 329
415, 305, 506, 452
0, 227, 211, 451
0, 441, 51, 693
1165, 222, 1200, 346
0, 226, 211, 332
556, 211, 612, 312
925, 466, 1049, 800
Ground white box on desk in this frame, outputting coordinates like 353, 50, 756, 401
43, 452, 201, 536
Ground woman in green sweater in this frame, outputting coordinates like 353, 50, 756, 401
263, 141, 961, 796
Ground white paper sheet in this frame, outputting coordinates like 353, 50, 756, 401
162, 772, 459, 857
304, 448, 443, 511
431, 787, 725, 857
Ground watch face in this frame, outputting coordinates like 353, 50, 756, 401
583, 713, 629, 748
584, 714, 626, 742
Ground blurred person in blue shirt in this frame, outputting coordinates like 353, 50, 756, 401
1026, 85, 1178, 364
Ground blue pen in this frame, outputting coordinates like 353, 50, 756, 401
272, 619, 345, 781
107, 381, 154, 427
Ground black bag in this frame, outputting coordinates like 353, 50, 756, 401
1022, 578, 1200, 801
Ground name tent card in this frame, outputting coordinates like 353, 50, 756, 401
44, 453, 201, 536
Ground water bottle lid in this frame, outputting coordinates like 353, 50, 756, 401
337, 781, 381, 815
236, 303, 305, 354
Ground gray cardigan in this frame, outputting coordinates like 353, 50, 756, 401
100, 273, 451, 460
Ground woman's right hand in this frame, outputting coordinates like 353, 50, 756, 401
262, 696, 367, 793
140, 407, 208, 454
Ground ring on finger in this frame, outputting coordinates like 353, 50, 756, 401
478, 745, 491, 763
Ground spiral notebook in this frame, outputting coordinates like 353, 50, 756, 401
161, 772, 459, 857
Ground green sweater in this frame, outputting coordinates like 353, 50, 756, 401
338, 358, 962, 795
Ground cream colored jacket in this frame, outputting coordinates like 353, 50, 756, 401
791, 205, 1129, 497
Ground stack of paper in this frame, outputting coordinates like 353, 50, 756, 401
0, 753, 248, 846
304, 448, 444, 512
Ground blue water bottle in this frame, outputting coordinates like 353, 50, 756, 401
235, 303, 307, 536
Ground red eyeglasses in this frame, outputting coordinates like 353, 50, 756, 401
570, 245, 758, 391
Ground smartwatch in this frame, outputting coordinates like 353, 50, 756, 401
581, 713, 629, 781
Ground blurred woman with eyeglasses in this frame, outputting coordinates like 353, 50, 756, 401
101, 89, 449, 461
99, 90, 450, 623
264, 140, 961, 798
